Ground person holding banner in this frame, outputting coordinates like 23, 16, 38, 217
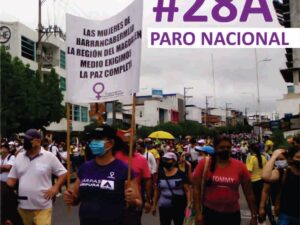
63, 125, 142, 225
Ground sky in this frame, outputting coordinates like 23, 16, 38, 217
0, 0, 288, 116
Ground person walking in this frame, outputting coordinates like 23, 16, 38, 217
246, 143, 267, 213
6, 129, 67, 225
193, 136, 258, 225
258, 151, 287, 225
115, 138, 152, 224
178, 152, 192, 183
137, 141, 157, 176
262, 147, 300, 225
152, 152, 191, 225
1, 142, 15, 182
63, 125, 142, 225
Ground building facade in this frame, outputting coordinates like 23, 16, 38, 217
0, 21, 90, 132
185, 105, 202, 123
274, 0, 300, 119
123, 93, 185, 127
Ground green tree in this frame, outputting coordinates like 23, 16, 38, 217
1, 46, 64, 136
154, 122, 183, 138
137, 126, 154, 139
178, 121, 200, 137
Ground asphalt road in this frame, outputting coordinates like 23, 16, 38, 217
52, 188, 271, 225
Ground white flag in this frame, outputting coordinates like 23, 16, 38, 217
66, 0, 143, 103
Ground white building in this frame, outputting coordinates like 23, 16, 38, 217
276, 0, 300, 119
0, 21, 90, 131
185, 105, 202, 123
123, 93, 185, 127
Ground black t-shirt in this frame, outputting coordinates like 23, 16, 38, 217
280, 169, 300, 218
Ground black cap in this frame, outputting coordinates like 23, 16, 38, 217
87, 125, 116, 140
24, 129, 42, 140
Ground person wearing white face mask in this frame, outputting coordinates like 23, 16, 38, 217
258, 152, 287, 225
63, 125, 142, 225
262, 147, 300, 225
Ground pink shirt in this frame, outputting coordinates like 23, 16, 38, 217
115, 151, 151, 189
193, 158, 250, 213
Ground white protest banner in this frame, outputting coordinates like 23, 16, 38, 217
66, 0, 143, 103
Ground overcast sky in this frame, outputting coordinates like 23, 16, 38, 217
0, 0, 288, 115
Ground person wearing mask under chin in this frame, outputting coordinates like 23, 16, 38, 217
262, 147, 300, 225
63, 125, 142, 225
152, 152, 191, 225
193, 136, 258, 225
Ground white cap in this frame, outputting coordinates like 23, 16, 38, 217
198, 139, 205, 144
162, 152, 177, 161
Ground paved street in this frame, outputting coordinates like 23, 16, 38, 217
52, 188, 271, 225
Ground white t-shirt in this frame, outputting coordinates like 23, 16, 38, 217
59, 151, 67, 164
8, 149, 67, 210
1, 154, 15, 182
189, 146, 199, 162
141, 151, 157, 174
49, 144, 59, 156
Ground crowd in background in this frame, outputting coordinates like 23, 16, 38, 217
1, 128, 299, 225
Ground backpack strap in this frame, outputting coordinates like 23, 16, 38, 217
7, 154, 12, 161
165, 177, 175, 196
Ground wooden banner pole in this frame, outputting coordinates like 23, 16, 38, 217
127, 93, 136, 181
66, 103, 72, 212
66, 103, 71, 189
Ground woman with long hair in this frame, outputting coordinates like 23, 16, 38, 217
262, 147, 300, 225
193, 136, 257, 225
246, 143, 267, 213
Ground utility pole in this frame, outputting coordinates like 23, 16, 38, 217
205, 96, 213, 127
244, 107, 249, 125
211, 54, 216, 107
225, 103, 231, 126
254, 49, 271, 142
184, 87, 193, 121
37, 0, 63, 82
37, 0, 43, 81
245, 107, 248, 118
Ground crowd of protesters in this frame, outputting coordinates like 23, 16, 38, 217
1, 127, 299, 225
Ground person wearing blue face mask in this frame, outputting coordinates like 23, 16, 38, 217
63, 125, 142, 225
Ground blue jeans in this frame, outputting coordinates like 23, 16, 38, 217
277, 213, 300, 225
